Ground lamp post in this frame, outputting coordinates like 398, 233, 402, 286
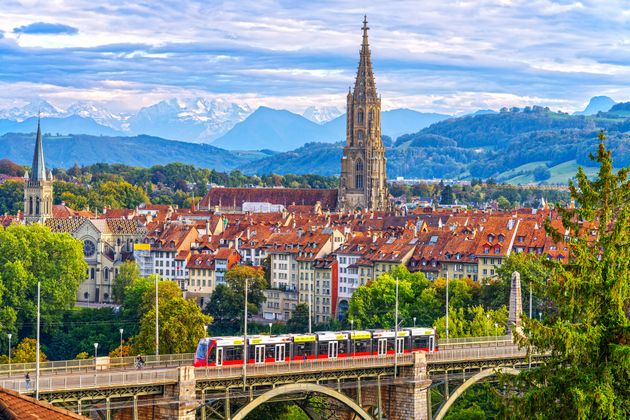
203, 325, 208, 336
394, 276, 399, 378
413, 317, 416, 328
119, 328, 124, 364
308, 280, 312, 334
94, 342, 99, 375
486, 313, 490, 337
243, 277, 249, 390
36, 281, 40, 399
350, 319, 354, 356
268, 323, 272, 335
445, 275, 449, 341
539, 311, 542, 321
7, 333, 11, 377
494, 323, 498, 346
155, 276, 159, 360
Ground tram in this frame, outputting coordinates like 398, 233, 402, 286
194, 327, 437, 368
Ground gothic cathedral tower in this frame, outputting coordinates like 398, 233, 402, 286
338, 16, 390, 212
24, 119, 53, 224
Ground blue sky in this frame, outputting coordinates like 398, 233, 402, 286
0, 0, 628, 114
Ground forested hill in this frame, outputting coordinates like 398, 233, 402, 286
0, 133, 266, 172
239, 106, 630, 184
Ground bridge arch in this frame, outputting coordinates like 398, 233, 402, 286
231, 383, 372, 420
435, 367, 520, 420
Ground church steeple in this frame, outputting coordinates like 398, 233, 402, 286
31, 117, 48, 181
24, 117, 53, 224
353, 15, 377, 100
338, 16, 390, 212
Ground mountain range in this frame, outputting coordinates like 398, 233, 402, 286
0, 96, 627, 185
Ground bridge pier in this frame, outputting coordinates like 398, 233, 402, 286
390, 352, 433, 420
157, 366, 197, 420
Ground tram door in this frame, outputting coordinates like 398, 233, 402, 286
275, 344, 285, 362
396, 337, 405, 354
216, 347, 224, 366
328, 341, 339, 359
255, 345, 265, 364
428, 336, 435, 353
377, 339, 387, 357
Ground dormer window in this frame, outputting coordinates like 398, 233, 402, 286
518, 236, 525, 242
487, 234, 494, 243
498, 234, 505, 243
483, 247, 490, 254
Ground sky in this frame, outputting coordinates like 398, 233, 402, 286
0, 0, 629, 115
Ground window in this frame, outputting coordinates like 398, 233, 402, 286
355, 160, 364, 189
358, 110, 364, 124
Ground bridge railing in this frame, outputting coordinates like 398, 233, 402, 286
0, 368, 179, 394
0, 353, 195, 378
439, 335, 513, 349
428, 345, 527, 363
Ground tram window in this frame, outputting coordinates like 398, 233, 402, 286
318, 342, 328, 356
195, 342, 208, 360
338, 340, 348, 355
294, 343, 307, 358
413, 336, 429, 350
208, 347, 216, 363
266, 346, 274, 359
387, 339, 395, 352
353, 340, 369, 354
224, 346, 243, 361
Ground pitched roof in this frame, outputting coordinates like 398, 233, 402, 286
199, 187, 338, 211
0, 386, 86, 419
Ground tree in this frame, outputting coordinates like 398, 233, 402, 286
12, 338, 47, 363
501, 132, 630, 418
112, 261, 141, 304
497, 195, 511, 210
533, 166, 551, 182
0, 224, 87, 348
135, 280, 212, 354
287, 304, 310, 333
0, 180, 24, 215
205, 266, 267, 335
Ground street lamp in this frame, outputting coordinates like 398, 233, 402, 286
539, 311, 543, 321
445, 275, 450, 341
94, 342, 99, 358
243, 277, 249, 390
486, 313, 490, 337
36, 281, 40, 399
203, 325, 208, 336
155, 276, 159, 360
350, 319, 354, 356
394, 276, 399, 378
413, 317, 416, 328
7, 333, 11, 377
119, 328, 124, 363
494, 323, 498, 345
268, 323, 272, 335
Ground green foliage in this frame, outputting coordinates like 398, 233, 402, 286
444, 383, 501, 419
533, 166, 551, 182
0, 224, 87, 350
136, 280, 212, 354
12, 338, 46, 363
112, 261, 140, 304
501, 132, 630, 419
434, 305, 508, 338
74, 352, 89, 360
287, 304, 310, 333
205, 266, 267, 335
0, 180, 23, 215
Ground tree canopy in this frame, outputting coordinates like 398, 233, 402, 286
502, 132, 630, 418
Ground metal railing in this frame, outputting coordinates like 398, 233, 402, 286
0, 369, 179, 393
439, 335, 513, 349
0, 353, 194, 378
428, 345, 527, 362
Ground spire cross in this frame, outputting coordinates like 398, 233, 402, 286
362, 15, 369, 45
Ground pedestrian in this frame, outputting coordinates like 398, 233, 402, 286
25, 373, 31, 390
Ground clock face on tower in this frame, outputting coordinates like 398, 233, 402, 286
83, 240, 96, 257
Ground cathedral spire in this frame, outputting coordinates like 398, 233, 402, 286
31, 116, 47, 181
354, 15, 377, 99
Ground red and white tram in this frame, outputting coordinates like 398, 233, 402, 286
194, 327, 437, 368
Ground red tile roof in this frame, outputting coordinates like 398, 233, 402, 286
0, 386, 86, 419
199, 187, 338, 211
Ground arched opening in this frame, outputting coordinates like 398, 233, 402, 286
35, 198, 40, 215
355, 160, 364, 189
338, 300, 349, 320
29, 197, 33, 215
357, 130, 364, 143
231, 383, 371, 420
357, 110, 364, 124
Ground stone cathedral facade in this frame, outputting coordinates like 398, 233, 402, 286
338, 17, 390, 212
23, 119, 54, 224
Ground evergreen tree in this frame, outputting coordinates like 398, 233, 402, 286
502, 131, 629, 418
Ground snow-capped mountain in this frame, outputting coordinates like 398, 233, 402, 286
302, 106, 342, 124
127, 97, 252, 142
0, 100, 65, 121
65, 102, 130, 131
